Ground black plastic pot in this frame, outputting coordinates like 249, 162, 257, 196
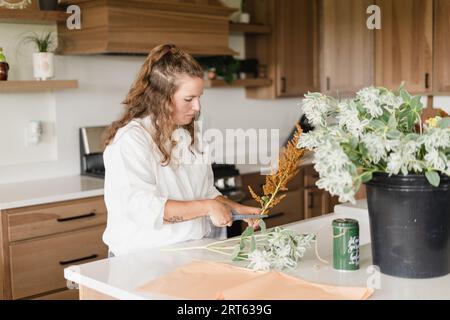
39, 0, 58, 11
365, 173, 450, 279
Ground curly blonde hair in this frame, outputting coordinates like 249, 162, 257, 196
103, 44, 204, 166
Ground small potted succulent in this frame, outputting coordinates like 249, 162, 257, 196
22, 31, 56, 81
298, 85, 450, 279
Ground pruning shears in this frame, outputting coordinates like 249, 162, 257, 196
231, 209, 269, 222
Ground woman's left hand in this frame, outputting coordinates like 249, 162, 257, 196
234, 204, 262, 230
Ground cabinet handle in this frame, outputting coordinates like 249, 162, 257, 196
265, 212, 284, 219
425, 73, 430, 89
57, 212, 96, 222
59, 254, 98, 266
281, 76, 287, 93
326, 77, 331, 91
308, 193, 314, 209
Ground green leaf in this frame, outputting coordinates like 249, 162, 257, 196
239, 237, 246, 250
387, 130, 401, 139
250, 235, 256, 252
360, 171, 373, 183
388, 115, 398, 129
348, 136, 358, 148
231, 245, 242, 261
410, 96, 424, 113
370, 119, 386, 130
407, 112, 418, 130
258, 219, 267, 233
400, 89, 411, 103
438, 117, 450, 129
241, 226, 254, 238
425, 171, 440, 187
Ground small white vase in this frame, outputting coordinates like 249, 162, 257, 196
33, 52, 54, 81
238, 12, 250, 24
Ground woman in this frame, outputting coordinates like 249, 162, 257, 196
102, 44, 260, 256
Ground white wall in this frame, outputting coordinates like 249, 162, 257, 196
0, 23, 302, 184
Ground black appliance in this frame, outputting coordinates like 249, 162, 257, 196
80, 126, 107, 179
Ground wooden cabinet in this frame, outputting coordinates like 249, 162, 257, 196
245, 0, 319, 99
375, 0, 433, 93
7, 197, 107, 242
304, 188, 330, 219
0, 196, 107, 300
433, 0, 450, 93
10, 226, 107, 299
276, 0, 319, 97
319, 0, 374, 96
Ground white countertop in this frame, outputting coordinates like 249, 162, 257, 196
0, 175, 104, 210
64, 200, 450, 300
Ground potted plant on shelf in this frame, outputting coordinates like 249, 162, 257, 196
297, 85, 450, 279
239, 0, 250, 23
196, 56, 240, 84
22, 31, 56, 81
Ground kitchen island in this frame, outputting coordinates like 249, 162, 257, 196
64, 201, 450, 300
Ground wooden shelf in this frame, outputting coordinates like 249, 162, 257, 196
229, 23, 271, 34
0, 9, 68, 24
0, 80, 78, 93
204, 78, 272, 88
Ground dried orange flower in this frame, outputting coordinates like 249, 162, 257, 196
249, 124, 306, 215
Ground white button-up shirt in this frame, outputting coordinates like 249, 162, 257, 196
102, 116, 222, 256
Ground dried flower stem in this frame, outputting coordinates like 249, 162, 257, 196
249, 124, 306, 216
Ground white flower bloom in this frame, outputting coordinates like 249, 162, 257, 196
297, 129, 323, 150
302, 93, 332, 127
379, 92, 403, 112
421, 128, 450, 151
247, 249, 272, 271
357, 87, 384, 118
316, 170, 355, 204
337, 101, 369, 137
313, 141, 351, 173
386, 140, 422, 175
424, 148, 447, 171
361, 133, 387, 164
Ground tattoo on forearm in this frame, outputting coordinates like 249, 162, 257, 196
163, 216, 186, 224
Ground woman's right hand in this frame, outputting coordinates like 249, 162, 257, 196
206, 199, 233, 227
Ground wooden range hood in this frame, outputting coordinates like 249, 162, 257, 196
57, 0, 238, 56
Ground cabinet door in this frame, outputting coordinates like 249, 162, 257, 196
276, 0, 319, 97
9, 226, 107, 299
434, 0, 450, 93
375, 0, 433, 93
304, 188, 330, 219
320, 0, 374, 96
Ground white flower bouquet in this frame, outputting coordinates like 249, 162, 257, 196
298, 85, 450, 204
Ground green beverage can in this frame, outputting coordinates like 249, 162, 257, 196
333, 218, 360, 271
